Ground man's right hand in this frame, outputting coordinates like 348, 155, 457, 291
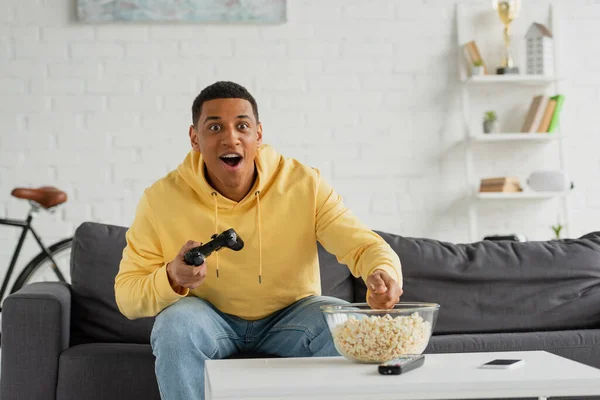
166, 240, 207, 293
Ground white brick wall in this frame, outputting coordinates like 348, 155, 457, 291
1, 0, 599, 286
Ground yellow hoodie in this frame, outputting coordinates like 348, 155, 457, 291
115, 144, 402, 320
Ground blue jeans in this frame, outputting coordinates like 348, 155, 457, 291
150, 295, 349, 400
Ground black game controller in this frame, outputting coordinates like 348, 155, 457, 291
183, 228, 244, 266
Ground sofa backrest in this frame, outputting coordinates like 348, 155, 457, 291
70, 221, 357, 345
70, 221, 600, 345
374, 230, 600, 334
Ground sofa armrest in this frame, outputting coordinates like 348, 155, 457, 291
1, 282, 71, 400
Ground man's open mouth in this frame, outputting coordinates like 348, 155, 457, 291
220, 154, 243, 167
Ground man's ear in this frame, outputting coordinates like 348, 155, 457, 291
256, 122, 263, 146
189, 125, 201, 152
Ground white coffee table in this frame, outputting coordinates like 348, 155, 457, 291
205, 351, 600, 399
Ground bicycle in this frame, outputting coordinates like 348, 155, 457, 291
0, 186, 73, 309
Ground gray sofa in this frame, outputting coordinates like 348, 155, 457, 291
2, 221, 600, 400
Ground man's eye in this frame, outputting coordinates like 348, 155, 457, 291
209, 125, 220, 132
238, 123, 249, 130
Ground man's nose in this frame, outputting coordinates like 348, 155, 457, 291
221, 126, 240, 146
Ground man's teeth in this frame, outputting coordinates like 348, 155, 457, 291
221, 154, 240, 158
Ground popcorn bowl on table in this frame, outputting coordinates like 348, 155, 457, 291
320, 302, 440, 364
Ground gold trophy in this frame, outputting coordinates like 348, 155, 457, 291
493, 0, 521, 74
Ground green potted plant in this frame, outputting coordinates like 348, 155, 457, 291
472, 59, 485, 76
551, 223, 564, 240
483, 111, 498, 134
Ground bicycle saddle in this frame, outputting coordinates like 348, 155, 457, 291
11, 186, 67, 209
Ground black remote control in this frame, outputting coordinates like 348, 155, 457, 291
378, 355, 425, 375
183, 228, 244, 266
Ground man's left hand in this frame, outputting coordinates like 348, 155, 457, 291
366, 269, 403, 309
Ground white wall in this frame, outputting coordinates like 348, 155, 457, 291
1, 0, 599, 284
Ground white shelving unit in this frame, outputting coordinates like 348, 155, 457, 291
476, 191, 567, 200
469, 133, 560, 143
462, 75, 560, 85
457, 3, 570, 242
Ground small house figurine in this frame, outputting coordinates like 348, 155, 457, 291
525, 23, 554, 76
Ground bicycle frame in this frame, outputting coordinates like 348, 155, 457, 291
0, 205, 67, 301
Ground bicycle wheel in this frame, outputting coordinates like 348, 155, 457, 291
10, 238, 73, 294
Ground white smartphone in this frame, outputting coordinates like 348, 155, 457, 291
479, 359, 525, 369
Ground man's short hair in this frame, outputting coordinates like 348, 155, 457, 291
192, 81, 259, 126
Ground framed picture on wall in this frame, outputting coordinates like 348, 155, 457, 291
77, 0, 287, 23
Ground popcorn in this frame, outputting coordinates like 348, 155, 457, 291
331, 312, 431, 363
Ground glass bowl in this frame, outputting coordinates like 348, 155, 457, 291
320, 302, 440, 364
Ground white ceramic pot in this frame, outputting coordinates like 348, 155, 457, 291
471, 65, 485, 76
527, 170, 574, 192
483, 120, 498, 134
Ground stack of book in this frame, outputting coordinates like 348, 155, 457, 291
479, 177, 523, 193
521, 94, 565, 133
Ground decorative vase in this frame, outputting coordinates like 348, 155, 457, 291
483, 120, 498, 134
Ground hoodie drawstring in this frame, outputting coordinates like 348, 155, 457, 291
211, 192, 219, 278
211, 190, 262, 284
255, 190, 262, 284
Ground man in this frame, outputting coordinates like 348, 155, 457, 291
115, 81, 403, 400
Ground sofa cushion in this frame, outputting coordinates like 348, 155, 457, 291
375, 231, 600, 334
71, 222, 355, 345
426, 328, 600, 371
56, 343, 160, 400
70, 222, 155, 345
56, 343, 278, 400
317, 242, 354, 302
